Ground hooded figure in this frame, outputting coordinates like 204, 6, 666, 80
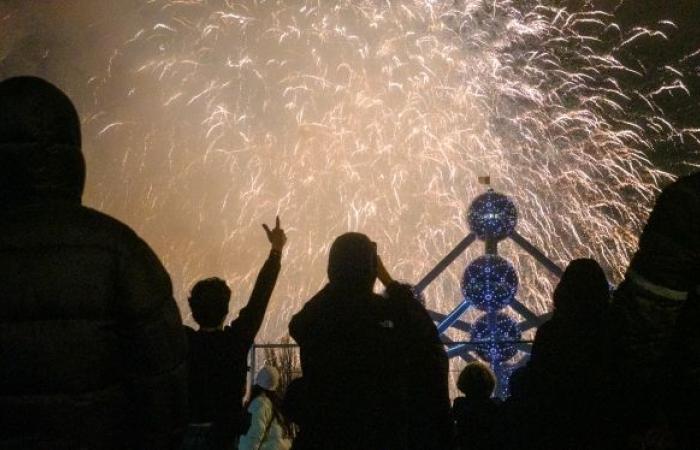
0, 77, 187, 449
524, 259, 614, 449
612, 172, 700, 444
288, 233, 404, 450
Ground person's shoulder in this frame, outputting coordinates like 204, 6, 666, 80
249, 393, 272, 412
77, 206, 141, 241
1, 204, 140, 249
486, 397, 501, 412
452, 397, 470, 418
289, 288, 331, 337
453, 396, 467, 408
221, 322, 245, 342
534, 317, 556, 336
383, 283, 428, 314
385, 282, 416, 300
81, 206, 163, 259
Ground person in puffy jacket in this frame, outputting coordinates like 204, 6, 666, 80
525, 259, 614, 449
288, 233, 451, 450
288, 233, 405, 450
383, 281, 452, 450
0, 76, 187, 449
666, 283, 700, 448
239, 366, 292, 450
611, 172, 700, 444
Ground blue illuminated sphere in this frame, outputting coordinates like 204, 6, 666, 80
470, 313, 521, 362
461, 255, 518, 312
467, 190, 517, 241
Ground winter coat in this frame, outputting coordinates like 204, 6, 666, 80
665, 286, 700, 447
453, 396, 501, 450
288, 285, 404, 450
0, 78, 187, 449
384, 283, 453, 450
524, 315, 615, 449
185, 251, 281, 444
613, 173, 700, 377
288, 281, 450, 450
610, 173, 700, 438
238, 394, 291, 450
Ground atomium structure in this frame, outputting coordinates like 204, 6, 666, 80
417, 186, 564, 397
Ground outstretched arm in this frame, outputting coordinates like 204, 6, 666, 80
231, 216, 286, 346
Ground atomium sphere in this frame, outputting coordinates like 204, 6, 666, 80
461, 255, 518, 312
467, 190, 517, 241
470, 313, 521, 363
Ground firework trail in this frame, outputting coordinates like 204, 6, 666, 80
74, 0, 697, 346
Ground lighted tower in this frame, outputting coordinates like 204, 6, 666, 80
417, 183, 564, 396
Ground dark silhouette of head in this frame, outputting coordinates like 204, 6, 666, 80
633, 172, 700, 291
327, 232, 377, 293
553, 258, 609, 319
188, 277, 231, 328
457, 361, 496, 401
0, 76, 85, 206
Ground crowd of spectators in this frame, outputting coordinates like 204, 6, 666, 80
1, 76, 698, 449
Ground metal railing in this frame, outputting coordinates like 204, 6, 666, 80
248, 340, 535, 397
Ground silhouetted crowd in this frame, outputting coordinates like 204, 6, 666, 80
1, 76, 698, 450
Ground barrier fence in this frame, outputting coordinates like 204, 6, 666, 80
248, 340, 535, 399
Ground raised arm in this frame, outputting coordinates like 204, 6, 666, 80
230, 216, 287, 346
376, 253, 395, 287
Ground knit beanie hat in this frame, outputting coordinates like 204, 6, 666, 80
255, 366, 280, 391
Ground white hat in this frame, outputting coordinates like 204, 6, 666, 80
255, 366, 280, 391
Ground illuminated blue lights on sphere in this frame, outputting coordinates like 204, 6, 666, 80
461, 255, 518, 312
467, 190, 518, 241
471, 313, 521, 362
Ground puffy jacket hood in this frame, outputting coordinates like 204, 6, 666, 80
0, 76, 85, 207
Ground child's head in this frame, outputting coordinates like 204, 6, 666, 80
188, 277, 230, 328
255, 365, 280, 392
457, 361, 496, 400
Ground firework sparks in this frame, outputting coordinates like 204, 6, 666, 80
63, 0, 696, 346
